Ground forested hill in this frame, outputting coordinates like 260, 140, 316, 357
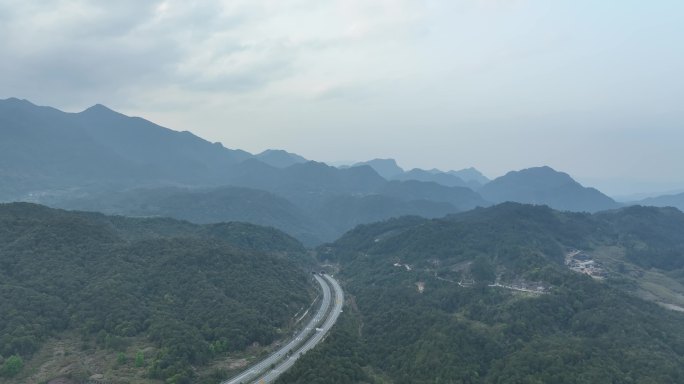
278, 203, 684, 383
0, 203, 314, 383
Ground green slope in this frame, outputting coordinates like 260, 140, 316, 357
279, 203, 684, 383
0, 203, 313, 383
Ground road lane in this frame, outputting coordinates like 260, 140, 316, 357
221, 274, 332, 384
254, 274, 344, 383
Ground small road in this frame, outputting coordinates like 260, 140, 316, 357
221, 274, 343, 384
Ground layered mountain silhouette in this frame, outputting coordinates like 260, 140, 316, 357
1, 98, 627, 243
638, 192, 684, 211
352, 158, 404, 179
479, 166, 619, 212
353, 158, 489, 189
447, 167, 490, 186
255, 149, 308, 168
392, 168, 471, 188
0, 98, 249, 192
378, 180, 486, 210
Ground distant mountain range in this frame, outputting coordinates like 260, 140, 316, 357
637, 192, 684, 211
480, 166, 620, 212
351, 158, 489, 190
2, 97, 677, 244
0, 98, 250, 195
255, 149, 308, 168
351, 158, 404, 179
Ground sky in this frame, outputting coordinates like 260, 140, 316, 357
1, 0, 683, 196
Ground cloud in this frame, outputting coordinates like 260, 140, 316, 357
0, 2, 175, 105
0, 0, 429, 108
0, 1, 253, 105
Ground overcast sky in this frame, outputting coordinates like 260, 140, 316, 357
1, 0, 683, 195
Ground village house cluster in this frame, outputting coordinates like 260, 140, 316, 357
565, 250, 607, 279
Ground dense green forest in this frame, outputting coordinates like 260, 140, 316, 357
4, 201, 684, 383
0, 203, 314, 383
278, 203, 684, 383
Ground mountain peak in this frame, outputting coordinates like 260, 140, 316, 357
1, 97, 37, 108
2, 97, 29, 103
524, 165, 557, 173
354, 158, 404, 179
507, 166, 575, 185
446, 167, 490, 186
256, 149, 307, 168
480, 166, 618, 212
81, 103, 118, 115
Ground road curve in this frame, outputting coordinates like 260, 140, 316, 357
221, 274, 339, 384
254, 274, 344, 383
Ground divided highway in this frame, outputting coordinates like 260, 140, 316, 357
222, 274, 344, 384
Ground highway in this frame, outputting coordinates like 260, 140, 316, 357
254, 274, 344, 383
221, 274, 343, 384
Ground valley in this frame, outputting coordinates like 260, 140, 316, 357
2, 99, 684, 383
2, 2, 683, 382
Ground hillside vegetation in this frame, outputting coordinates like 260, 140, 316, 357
0, 203, 313, 383
278, 204, 684, 383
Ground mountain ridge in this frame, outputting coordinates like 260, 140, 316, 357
0, 98, 634, 244
637, 192, 684, 211
480, 166, 619, 212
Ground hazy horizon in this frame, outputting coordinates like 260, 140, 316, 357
2, 1, 683, 196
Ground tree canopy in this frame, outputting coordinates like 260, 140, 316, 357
0, 203, 313, 382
